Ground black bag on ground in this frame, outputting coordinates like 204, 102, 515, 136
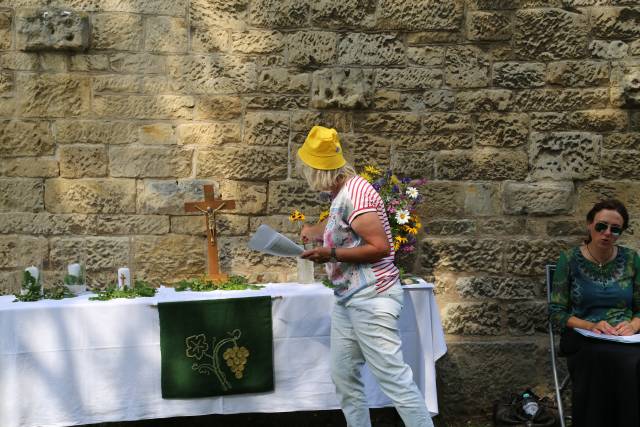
493, 390, 560, 426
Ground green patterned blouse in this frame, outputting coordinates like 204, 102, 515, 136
549, 245, 640, 330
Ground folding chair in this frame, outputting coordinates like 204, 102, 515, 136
545, 264, 571, 427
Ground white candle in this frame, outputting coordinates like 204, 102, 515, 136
25, 266, 39, 281
117, 267, 131, 289
68, 263, 81, 277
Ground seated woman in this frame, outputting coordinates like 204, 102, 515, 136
549, 199, 640, 427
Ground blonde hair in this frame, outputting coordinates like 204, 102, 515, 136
297, 158, 357, 192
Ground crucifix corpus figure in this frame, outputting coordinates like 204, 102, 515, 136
184, 185, 236, 282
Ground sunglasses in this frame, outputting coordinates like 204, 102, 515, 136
594, 222, 623, 237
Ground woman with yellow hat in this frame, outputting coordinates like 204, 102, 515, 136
298, 126, 433, 427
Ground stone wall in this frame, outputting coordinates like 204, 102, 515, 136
1, 0, 639, 423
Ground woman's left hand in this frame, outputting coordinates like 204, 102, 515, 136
614, 321, 637, 336
300, 247, 331, 263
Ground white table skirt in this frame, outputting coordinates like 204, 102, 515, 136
0, 282, 446, 427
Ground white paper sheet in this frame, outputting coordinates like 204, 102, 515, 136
575, 328, 640, 343
248, 224, 304, 257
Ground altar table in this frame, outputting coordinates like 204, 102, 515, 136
0, 282, 446, 427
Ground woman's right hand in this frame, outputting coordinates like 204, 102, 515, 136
590, 320, 618, 335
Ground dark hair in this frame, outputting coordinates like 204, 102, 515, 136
585, 199, 629, 243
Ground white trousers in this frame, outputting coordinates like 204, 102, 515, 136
330, 284, 434, 427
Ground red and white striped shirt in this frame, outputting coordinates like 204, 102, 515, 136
323, 175, 399, 301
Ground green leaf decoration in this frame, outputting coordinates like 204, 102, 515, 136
173, 275, 260, 292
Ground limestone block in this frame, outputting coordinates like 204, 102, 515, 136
631, 39, 640, 55
479, 217, 526, 236
246, 95, 308, 110
505, 239, 568, 275
197, 147, 287, 180
421, 238, 503, 273
464, 182, 500, 217
93, 95, 194, 120
393, 133, 473, 151
243, 112, 289, 147
547, 220, 584, 237
601, 150, 640, 180
311, 68, 374, 109
0, 178, 43, 212
109, 146, 193, 178
337, 33, 404, 66
16, 8, 89, 51
437, 149, 528, 180
376, 0, 463, 31
390, 150, 435, 180
339, 133, 391, 169
170, 216, 206, 235
476, 113, 529, 147
354, 112, 421, 133
514, 9, 588, 60
54, 120, 138, 145
268, 180, 327, 215
137, 179, 218, 215
0, 72, 13, 97
170, 214, 247, 236
191, 27, 229, 53
286, 31, 336, 66
49, 237, 129, 271
218, 236, 296, 283
230, 30, 282, 54
423, 90, 455, 111
422, 113, 472, 133
194, 96, 242, 121
507, 301, 547, 335
176, 123, 240, 146
604, 133, 640, 149
546, 60, 609, 87
145, 16, 188, 53
45, 178, 136, 214
493, 62, 545, 88
69, 54, 109, 71
529, 132, 601, 180
0, 235, 48, 268
0, 120, 53, 157
190, 0, 247, 32
529, 112, 568, 131
445, 46, 490, 88
406, 31, 461, 45
592, 7, 640, 39
619, 68, 640, 107
567, 110, 628, 132
138, 124, 176, 145
0, 12, 11, 50
376, 68, 442, 90
466, 0, 519, 9
407, 46, 444, 67
109, 53, 165, 74
0, 52, 39, 70
372, 90, 424, 111
466, 11, 512, 41
248, 0, 309, 28
417, 182, 465, 218
457, 276, 537, 299
215, 214, 248, 236
167, 55, 257, 94
0, 271, 20, 294
577, 180, 640, 217
59, 145, 108, 178
455, 89, 513, 112
91, 13, 142, 50
18, 74, 90, 118
503, 181, 574, 216
258, 68, 310, 94
590, 40, 628, 59
219, 180, 267, 215
291, 111, 352, 133
0, 158, 58, 177
134, 234, 206, 283
513, 88, 609, 111
92, 75, 141, 93
423, 219, 476, 236
437, 342, 538, 416
250, 215, 301, 234
310, 0, 376, 28
442, 302, 501, 335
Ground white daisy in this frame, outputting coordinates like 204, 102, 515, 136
395, 209, 410, 225
406, 186, 419, 199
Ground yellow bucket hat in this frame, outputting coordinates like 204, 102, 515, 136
297, 125, 346, 170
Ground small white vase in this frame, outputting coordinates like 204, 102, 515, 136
65, 284, 87, 295
297, 258, 315, 284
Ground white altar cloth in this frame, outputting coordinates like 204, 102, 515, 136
0, 282, 446, 427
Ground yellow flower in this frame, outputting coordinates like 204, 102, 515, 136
289, 209, 305, 223
403, 225, 418, 235
318, 210, 330, 222
364, 165, 382, 176
390, 175, 400, 185
394, 235, 408, 244
394, 241, 400, 251
360, 172, 373, 182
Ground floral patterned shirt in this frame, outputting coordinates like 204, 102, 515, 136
323, 175, 398, 303
549, 245, 640, 330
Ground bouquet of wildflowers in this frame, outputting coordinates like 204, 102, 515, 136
360, 165, 426, 257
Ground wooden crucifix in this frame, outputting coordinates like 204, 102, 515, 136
184, 185, 236, 282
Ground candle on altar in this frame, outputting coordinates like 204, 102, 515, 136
25, 266, 39, 281
117, 267, 131, 289
68, 263, 81, 278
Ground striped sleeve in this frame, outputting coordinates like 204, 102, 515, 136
346, 176, 380, 225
